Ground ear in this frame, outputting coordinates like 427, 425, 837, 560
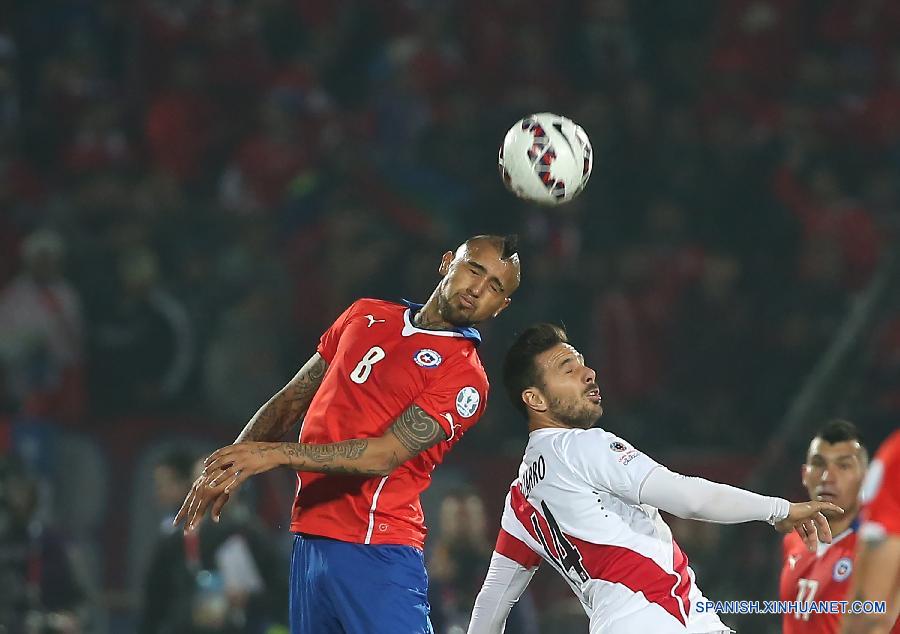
492, 297, 511, 319
438, 251, 454, 276
522, 386, 547, 414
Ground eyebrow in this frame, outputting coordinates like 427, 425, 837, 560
558, 353, 585, 369
809, 453, 858, 462
467, 260, 505, 292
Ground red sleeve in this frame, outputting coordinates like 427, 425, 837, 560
861, 431, 900, 538
780, 533, 802, 572
495, 528, 541, 569
781, 533, 792, 562
316, 301, 359, 363
413, 355, 488, 444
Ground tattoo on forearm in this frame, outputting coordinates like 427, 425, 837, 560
237, 356, 328, 442
389, 405, 447, 455
279, 440, 400, 477
289, 439, 369, 462
259, 404, 445, 478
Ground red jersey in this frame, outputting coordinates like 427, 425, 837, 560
857, 430, 900, 633
860, 430, 900, 541
780, 526, 859, 634
289, 298, 489, 549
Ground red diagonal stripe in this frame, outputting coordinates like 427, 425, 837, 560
509, 485, 691, 625
495, 528, 542, 568
510, 484, 561, 560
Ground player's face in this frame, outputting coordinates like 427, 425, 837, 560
436, 242, 520, 327
533, 343, 603, 428
802, 438, 866, 519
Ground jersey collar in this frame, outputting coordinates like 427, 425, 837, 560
815, 517, 860, 556
400, 299, 482, 346
834, 516, 861, 542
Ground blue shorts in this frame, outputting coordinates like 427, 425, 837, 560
289, 533, 434, 634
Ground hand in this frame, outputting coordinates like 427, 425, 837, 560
774, 501, 844, 551
173, 472, 227, 532
174, 442, 282, 531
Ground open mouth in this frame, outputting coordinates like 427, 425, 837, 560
585, 388, 601, 403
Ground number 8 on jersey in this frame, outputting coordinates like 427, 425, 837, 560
350, 346, 386, 384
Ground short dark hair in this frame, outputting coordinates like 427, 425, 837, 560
503, 323, 568, 418
468, 234, 519, 260
813, 419, 868, 461
157, 448, 197, 481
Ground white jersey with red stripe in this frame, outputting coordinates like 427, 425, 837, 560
495, 427, 730, 634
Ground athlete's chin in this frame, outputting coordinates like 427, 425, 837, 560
574, 410, 602, 429
585, 401, 604, 419
444, 307, 478, 328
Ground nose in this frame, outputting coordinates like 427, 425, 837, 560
467, 278, 486, 298
584, 366, 597, 384
820, 467, 835, 483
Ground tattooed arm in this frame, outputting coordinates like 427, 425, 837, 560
172, 353, 327, 531
276, 404, 447, 476
210, 404, 446, 479
235, 353, 328, 442
175, 404, 447, 529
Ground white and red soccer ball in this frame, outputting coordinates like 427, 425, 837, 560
498, 112, 593, 206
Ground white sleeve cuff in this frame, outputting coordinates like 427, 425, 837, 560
767, 497, 791, 525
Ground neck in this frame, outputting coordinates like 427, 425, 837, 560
527, 415, 576, 433
414, 290, 455, 331
827, 509, 858, 538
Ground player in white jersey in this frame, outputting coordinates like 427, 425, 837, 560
467, 323, 843, 634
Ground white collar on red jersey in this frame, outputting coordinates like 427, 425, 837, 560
400, 302, 482, 345
815, 520, 857, 557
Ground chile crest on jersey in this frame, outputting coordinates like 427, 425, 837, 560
327, 300, 484, 424
832, 557, 852, 582
414, 348, 442, 368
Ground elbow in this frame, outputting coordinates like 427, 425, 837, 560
681, 499, 707, 520
370, 460, 395, 477
372, 435, 412, 476
368, 449, 401, 477
663, 494, 707, 520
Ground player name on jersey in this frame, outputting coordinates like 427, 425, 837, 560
520, 455, 545, 499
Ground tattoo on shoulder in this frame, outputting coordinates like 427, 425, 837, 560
390, 405, 447, 455
287, 356, 328, 403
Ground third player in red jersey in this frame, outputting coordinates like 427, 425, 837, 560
781, 420, 868, 634
843, 429, 900, 634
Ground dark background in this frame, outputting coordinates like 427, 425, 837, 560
1, 1, 898, 632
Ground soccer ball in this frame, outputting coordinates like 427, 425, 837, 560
498, 113, 593, 205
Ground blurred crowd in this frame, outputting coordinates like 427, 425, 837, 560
1, 0, 899, 632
